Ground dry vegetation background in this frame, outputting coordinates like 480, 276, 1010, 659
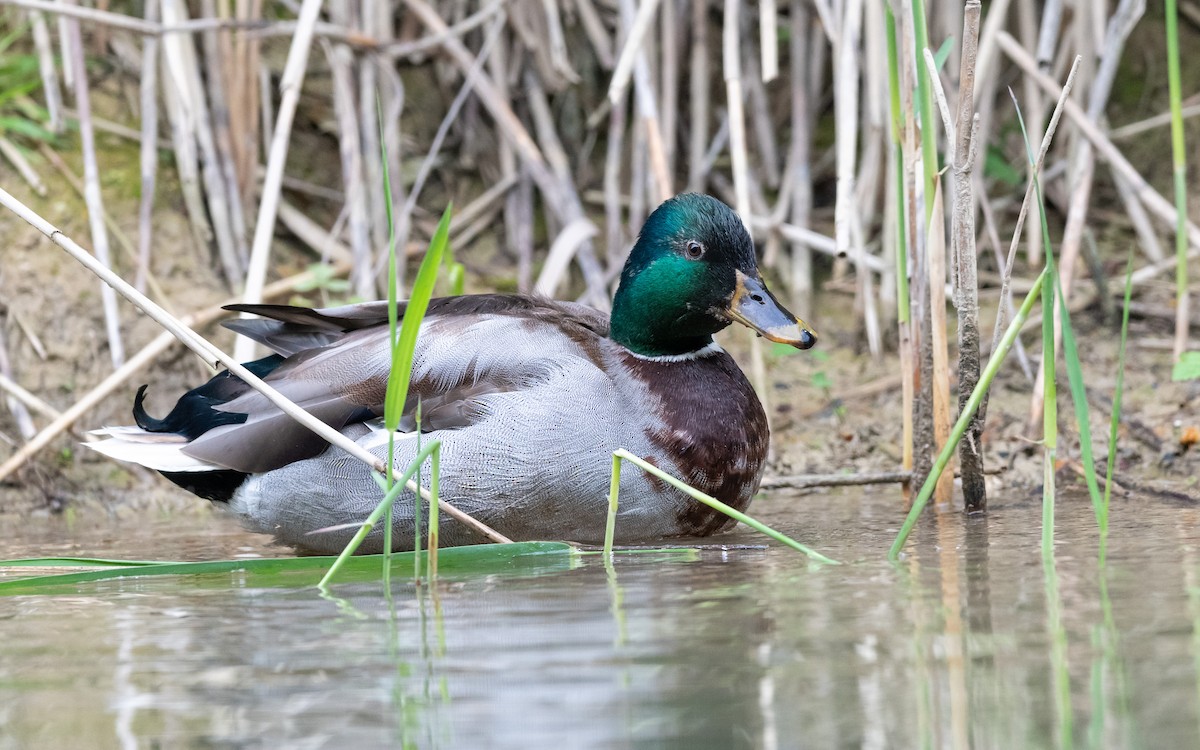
0, 0, 1197, 520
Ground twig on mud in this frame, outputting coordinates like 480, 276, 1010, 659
0, 190, 512, 545
760, 471, 913, 491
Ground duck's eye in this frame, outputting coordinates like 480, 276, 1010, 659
684, 240, 705, 260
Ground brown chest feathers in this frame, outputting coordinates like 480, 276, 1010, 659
621, 349, 769, 535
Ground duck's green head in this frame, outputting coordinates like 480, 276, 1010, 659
610, 193, 817, 358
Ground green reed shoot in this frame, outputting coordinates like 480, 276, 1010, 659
1101, 255, 1136, 565
1058, 270, 1102, 520
1166, 0, 1191, 362
1012, 90, 1060, 559
888, 268, 1046, 560
605, 449, 838, 564
318, 440, 442, 589
378, 102, 452, 579
1042, 255, 1058, 560
884, 4, 910, 327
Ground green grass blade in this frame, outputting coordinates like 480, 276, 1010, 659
884, 5, 910, 325
0, 543, 573, 596
888, 268, 1046, 559
1057, 271, 1102, 517
319, 440, 442, 589
612, 450, 838, 564
603, 452, 622, 560
379, 100, 399, 568
1166, 0, 1191, 363
1042, 256, 1057, 562
1101, 254, 1135, 565
384, 205, 452, 430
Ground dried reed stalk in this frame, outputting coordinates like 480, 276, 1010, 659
787, 0, 814, 309
927, 180, 954, 506
64, 16, 124, 369
952, 1, 985, 512
27, 8, 63, 132
237, 0, 325, 362
136, 0, 160, 295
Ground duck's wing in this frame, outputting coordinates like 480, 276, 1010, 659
223, 296, 608, 354
179, 295, 610, 473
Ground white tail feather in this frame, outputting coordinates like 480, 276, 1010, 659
84, 427, 223, 473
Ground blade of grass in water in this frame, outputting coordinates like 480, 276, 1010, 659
1102, 254, 1135, 565
605, 449, 838, 564
380, 104, 399, 567
1042, 257, 1058, 559
383, 206, 451, 578
888, 268, 1046, 560
1058, 270, 1102, 517
0, 542, 573, 596
1013, 89, 1073, 739
1012, 90, 1059, 559
377, 96, 453, 578
319, 440, 442, 589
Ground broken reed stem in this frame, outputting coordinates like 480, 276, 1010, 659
322, 36, 373, 301
788, 0, 815, 308
953, 0, 985, 513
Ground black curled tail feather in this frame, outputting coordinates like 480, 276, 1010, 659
132, 354, 286, 441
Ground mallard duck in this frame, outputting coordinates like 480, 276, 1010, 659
89, 194, 816, 553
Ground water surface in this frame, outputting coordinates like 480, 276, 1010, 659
1, 490, 1198, 748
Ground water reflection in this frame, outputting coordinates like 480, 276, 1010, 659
1, 492, 1200, 747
